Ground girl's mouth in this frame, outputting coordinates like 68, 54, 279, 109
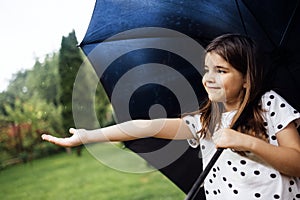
206, 86, 221, 90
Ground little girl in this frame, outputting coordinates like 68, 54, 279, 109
42, 34, 300, 199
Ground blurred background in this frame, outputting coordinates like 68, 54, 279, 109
0, 0, 184, 199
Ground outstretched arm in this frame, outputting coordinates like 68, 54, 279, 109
214, 122, 300, 177
42, 118, 193, 147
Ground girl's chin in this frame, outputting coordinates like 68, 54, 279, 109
207, 94, 226, 102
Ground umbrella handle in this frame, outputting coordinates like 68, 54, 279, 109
184, 148, 224, 200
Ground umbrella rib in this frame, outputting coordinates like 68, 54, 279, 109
279, 0, 300, 47
241, 0, 277, 48
235, 0, 248, 35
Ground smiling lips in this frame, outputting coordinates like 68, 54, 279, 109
206, 86, 222, 90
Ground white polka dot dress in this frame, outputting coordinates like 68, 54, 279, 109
183, 90, 300, 200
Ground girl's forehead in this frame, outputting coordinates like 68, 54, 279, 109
205, 52, 228, 66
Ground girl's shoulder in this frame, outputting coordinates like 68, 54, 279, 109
261, 90, 300, 132
261, 90, 285, 102
261, 90, 297, 110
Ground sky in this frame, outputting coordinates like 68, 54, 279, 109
0, 0, 96, 92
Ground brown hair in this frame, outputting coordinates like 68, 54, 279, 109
198, 34, 268, 142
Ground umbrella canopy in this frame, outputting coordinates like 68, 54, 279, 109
79, 0, 300, 199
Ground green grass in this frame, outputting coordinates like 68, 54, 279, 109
0, 144, 185, 200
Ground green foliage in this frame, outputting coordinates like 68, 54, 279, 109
0, 29, 113, 164
95, 82, 114, 127
58, 30, 84, 132
72, 58, 113, 129
5, 70, 29, 101
0, 52, 63, 163
26, 54, 60, 105
5, 53, 60, 105
58, 30, 113, 131
0, 92, 63, 163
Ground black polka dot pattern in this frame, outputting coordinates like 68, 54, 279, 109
263, 91, 300, 135
270, 112, 276, 117
255, 193, 261, 198
270, 173, 277, 179
273, 194, 280, 199
240, 160, 246, 165
290, 180, 295, 185
271, 135, 277, 141
184, 91, 300, 199
184, 116, 200, 148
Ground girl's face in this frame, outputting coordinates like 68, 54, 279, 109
203, 52, 247, 111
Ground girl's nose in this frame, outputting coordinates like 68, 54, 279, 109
203, 71, 215, 83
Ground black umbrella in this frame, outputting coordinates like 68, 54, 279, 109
79, 0, 300, 199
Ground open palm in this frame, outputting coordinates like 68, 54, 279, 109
41, 128, 84, 147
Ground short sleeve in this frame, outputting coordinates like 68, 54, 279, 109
261, 90, 300, 134
182, 115, 201, 148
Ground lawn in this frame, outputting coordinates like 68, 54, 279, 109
0, 143, 185, 200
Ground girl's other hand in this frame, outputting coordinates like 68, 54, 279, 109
213, 128, 252, 152
41, 128, 86, 147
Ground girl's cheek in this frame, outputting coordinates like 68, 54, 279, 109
202, 75, 206, 87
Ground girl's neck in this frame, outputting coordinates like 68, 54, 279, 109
223, 103, 240, 112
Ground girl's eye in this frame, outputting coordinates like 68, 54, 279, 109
217, 69, 226, 74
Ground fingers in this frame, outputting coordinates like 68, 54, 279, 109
69, 128, 76, 135
212, 129, 230, 149
212, 129, 243, 150
212, 129, 222, 144
41, 134, 58, 144
41, 134, 69, 147
41, 128, 83, 147
41, 134, 60, 143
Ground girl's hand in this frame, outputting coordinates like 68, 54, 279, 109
41, 128, 86, 147
212, 128, 252, 152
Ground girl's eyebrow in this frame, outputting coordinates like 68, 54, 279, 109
216, 65, 228, 70
204, 65, 228, 70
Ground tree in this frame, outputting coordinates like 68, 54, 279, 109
26, 54, 60, 105
58, 30, 88, 156
1, 96, 63, 161
0, 30, 114, 163
0, 53, 63, 165
73, 59, 114, 129
58, 30, 115, 155
58, 30, 83, 132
